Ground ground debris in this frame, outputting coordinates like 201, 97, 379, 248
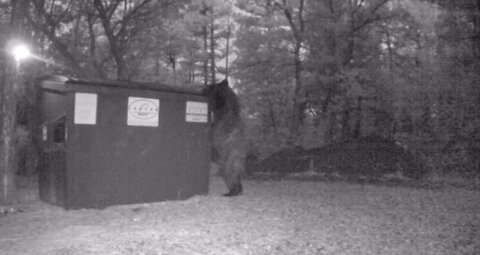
0, 177, 479, 255
0, 207, 24, 217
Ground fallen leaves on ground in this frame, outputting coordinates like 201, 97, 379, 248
0, 177, 479, 255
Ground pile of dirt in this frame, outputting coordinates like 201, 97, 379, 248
249, 146, 310, 174
252, 136, 426, 180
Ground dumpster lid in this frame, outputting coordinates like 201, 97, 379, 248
38, 75, 205, 96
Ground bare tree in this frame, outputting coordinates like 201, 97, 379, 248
25, 0, 87, 76
274, 0, 306, 144
93, 0, 155, 80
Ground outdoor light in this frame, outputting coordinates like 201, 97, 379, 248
7, 41, 62, 68
11, 44, 31, 62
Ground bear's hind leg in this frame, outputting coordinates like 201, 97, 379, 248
223, 182, 242, 197
222, 152, 244, 197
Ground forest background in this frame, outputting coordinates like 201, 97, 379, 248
1, 0, 479, 203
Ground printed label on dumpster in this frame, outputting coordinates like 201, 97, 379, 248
186, 101, 208, 123
42, 126, 48, 141
74, 93, 97, 125
127, 97, 159, 127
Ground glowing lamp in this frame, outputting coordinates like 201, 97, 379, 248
12, 44, 31, 61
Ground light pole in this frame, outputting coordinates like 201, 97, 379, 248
0, 42, 30, 204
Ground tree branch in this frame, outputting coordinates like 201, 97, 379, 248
353, 0, 388, 33
24, 3, 85, 75
93, 0, 126, 79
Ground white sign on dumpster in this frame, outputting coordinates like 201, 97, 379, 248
186, 101, 208, 123
42, 125, 48, 141
74, 93, 97, 125
127, 97, 160, 127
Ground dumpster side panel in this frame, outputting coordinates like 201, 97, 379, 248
38, 91, 67, 207
183, 95, 211, 198
65, 89, 210, 209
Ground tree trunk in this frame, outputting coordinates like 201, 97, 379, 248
353, 96, 363, 138
277, 0, 306, 145
1, 62, 18, 205
344, 0, 356, 66
341, 103, 352, 141
203, 24, 209, 86
188, 49, 195, 82
324, 111, 337, 144
225, 14, 232, 79
473, 0, 480, 61
19, 76, 40, 177
93, 0, 127, 80
209, 7, 216, 83
86, 13, 105, 79
201, 5, 209, 86
0, 0, 27, 205
290, 42, 305, 144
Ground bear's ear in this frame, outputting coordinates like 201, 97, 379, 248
218, 79, 229, 88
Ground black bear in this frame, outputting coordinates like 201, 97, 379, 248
203, 79, 246, 197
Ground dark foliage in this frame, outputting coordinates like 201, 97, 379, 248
249, 146, 309, 174
252, 136, 426, 180
308, 136, 426, 180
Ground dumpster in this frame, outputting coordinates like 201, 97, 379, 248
37, 76, 210, 209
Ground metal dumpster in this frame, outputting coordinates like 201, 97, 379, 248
37, 76, 210, 209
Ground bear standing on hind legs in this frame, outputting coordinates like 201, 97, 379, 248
203, 79, 246, 197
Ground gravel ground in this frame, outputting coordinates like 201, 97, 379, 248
1, 177, 479, 255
